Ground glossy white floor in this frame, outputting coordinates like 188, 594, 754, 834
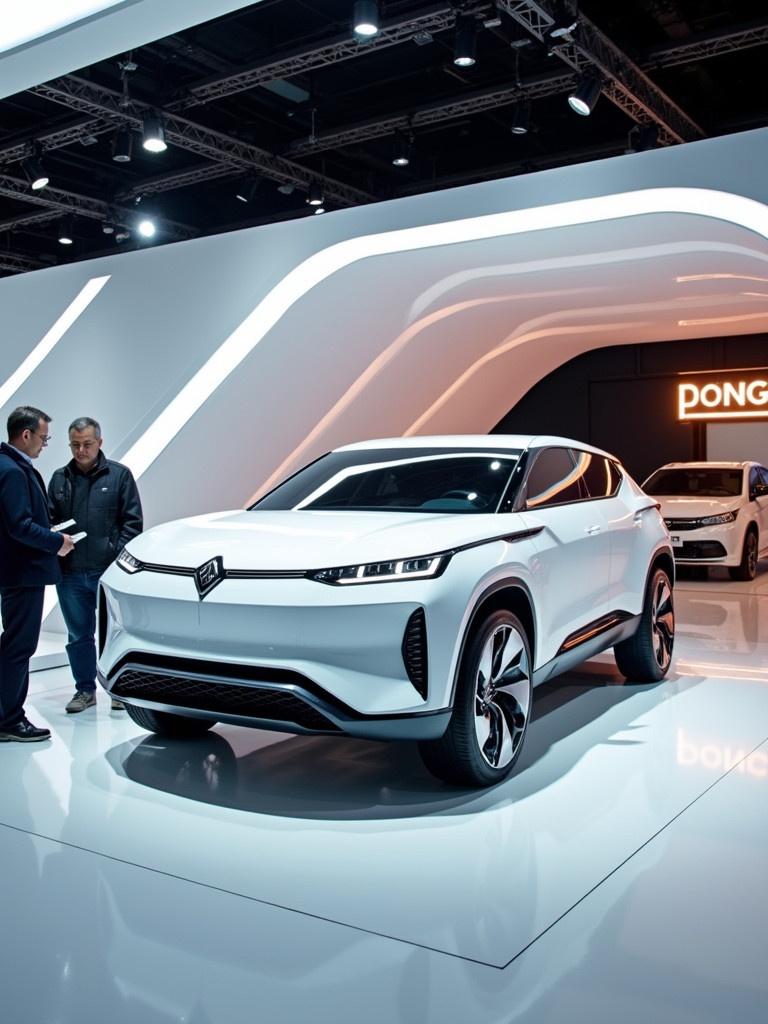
2, 566, 768, 1024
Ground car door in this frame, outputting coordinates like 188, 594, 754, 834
752, 467, 768, 555
520, 446, 612, 666
573, 450, 647, 615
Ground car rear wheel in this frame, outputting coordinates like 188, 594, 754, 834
419, 610, 532, 787
614, 567, 674, 682
124, 703, 216, 737
729, 528, 758, 581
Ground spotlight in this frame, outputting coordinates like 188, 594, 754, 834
547, 3, 578, 40
22, 154, 49, 191
102, 221, 115, 235
115, 229, 131, 242
112, 127, 133, 163
307, 180, 324, 206
628, 122, 659, 152
58, 218, 74, 245
352, 0, 379, 38
314, 206, 326, 215
277, 183, 296, 195
235, 192, 248, 203
510, 101, 531, 135
142, 112, 167, 153
392, 136, 411, 167
568, 73, 601, 116
454, 15, 477, 67
137, 217, 156, 238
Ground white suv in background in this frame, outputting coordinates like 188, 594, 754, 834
643, 461, 768, 580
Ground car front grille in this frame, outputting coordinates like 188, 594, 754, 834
675, 541, 727, 560
113, 668, 340, 732
665, 517, 709, 531
402, 608, 428, 699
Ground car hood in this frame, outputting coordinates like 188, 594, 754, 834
655, 496, 740, 518
126, 509, 526, 571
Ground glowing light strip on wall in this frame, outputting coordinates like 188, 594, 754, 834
0, 276, 110, 409
118, 188, 768, 485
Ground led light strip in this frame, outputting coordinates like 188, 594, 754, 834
0, 276, 110, 409
118, 187, 768, 486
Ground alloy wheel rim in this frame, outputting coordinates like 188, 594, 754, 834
473, 624, 531, 769
652, 576, 674, 670
747, 534, 758, 576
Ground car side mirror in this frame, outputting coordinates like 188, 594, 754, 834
752, 482, 768, 500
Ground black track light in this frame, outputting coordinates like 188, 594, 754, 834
22, 152, 49, 191
510, 101, 531, 135
392, 135, 411, 167
307, 180, 324, 206
547, 3, 578, 40
454, 15, 477, 68
142, 112, 167, 153
112, 127, 133, 163
58, 217, 74, 246
352, 0, 379, 38
627, 123, 659, 152
568, 73, 601, 116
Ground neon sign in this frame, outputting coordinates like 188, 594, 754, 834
677, 371, 768, 421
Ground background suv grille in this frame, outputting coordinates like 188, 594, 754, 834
676, 541, 727, 559
113, 669, 340, 732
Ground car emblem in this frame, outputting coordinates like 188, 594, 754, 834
194, 556, 225, 599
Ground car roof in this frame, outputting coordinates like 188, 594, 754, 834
653, 461, 754, 470
335, 435, 614, 458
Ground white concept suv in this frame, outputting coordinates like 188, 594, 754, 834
98, 436, 674, 787
643, 461, 768, 581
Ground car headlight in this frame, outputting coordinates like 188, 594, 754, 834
699, 511, 737, 526
309, 552, 450, 585
116, 549, 143, 574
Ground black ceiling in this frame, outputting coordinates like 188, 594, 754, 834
1, 0, 766, 277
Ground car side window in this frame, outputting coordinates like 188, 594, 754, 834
571, 450, 622, 499
749, 467, 761, 499
525, 448, 582, 509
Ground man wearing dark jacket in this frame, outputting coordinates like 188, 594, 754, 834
48, 416, 143, 713
0, 407, 74, 742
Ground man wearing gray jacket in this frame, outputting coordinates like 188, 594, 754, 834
48, 417, 143, 713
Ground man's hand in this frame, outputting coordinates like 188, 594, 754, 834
58, 533, 75, 557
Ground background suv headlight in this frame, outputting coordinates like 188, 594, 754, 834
699, 511, 737, 526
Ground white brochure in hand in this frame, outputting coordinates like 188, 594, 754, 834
71, 532, 88, 544
51, 519, 76, 532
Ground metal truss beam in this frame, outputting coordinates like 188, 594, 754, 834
0, 116, 112, 167
176, 3, 489, 108
117, 162, 240, 200
0, 209, 61, 233
288, 70, 574, 156
30, 76, 374, 207
0, 175, 194, 239
646, 17, 768, 69
0, 251, 48, 274
496, 1, 704, 144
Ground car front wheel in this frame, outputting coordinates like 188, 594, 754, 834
729, 528, 758, 581
419, 610, 532, 787
124, 702, 216, 737
614, 567, 674, 682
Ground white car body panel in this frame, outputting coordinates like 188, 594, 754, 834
98, 435, 672, 741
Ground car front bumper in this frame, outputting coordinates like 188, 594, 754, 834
666, 518, 744, 566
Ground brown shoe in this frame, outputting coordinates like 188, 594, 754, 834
65, 691, 97, 714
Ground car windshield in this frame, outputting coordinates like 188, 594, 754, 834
644, 467, 743, 498
251, 447, 522, 514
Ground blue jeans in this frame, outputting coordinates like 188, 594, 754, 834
57, 572, 102, 694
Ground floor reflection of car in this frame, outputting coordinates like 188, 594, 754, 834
643, 461, 768, 580
98, 435, 675, 788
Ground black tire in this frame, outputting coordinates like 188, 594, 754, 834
419, 610, 532, 788
614, 567, 674, 682
729, 529, 758, 581
124, 702, 216, 737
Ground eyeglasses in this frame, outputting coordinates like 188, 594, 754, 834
31, 430, 50, 446
70, 441, 97, 451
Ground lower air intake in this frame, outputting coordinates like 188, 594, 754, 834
402, 608, 428, 699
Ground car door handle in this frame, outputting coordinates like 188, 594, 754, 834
585, 524, 602, 535
633, 512, 644, 526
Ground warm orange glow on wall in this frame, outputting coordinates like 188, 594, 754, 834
677, 372, 768, 421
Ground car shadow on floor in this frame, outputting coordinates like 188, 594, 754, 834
106, 659, 704, 821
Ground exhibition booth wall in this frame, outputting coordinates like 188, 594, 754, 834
1, 128, 768, 623
496, 333, 768, 484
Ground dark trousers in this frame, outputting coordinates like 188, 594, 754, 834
57, 572, 102, 693
0, 586, 46, 728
